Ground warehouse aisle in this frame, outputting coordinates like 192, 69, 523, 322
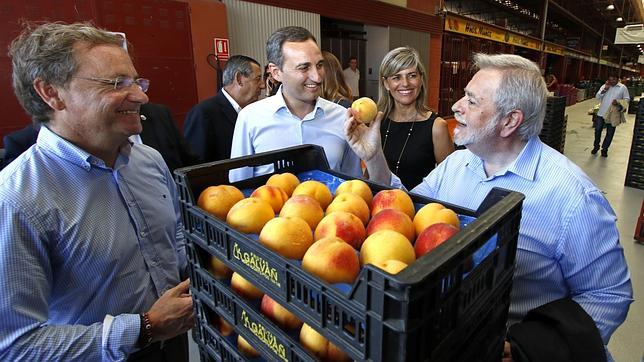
187, 98, 644, 362
564, 98, 644, 362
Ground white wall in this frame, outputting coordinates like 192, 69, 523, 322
364, 25, 389, 100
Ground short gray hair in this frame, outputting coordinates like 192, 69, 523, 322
266, 26, 316, 69
222, 55, 260, 86
9, 21, 125, 124
472, 53, 547, 140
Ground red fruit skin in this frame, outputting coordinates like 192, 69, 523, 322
415, 223, 459, 258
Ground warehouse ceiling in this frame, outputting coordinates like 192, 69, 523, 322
444, 0, 644, 65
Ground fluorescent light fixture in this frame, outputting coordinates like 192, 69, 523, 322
617, 17, 623, 21
607, 4, 615, 10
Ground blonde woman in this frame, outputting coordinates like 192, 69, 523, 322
321, 51, 353, 108
377, 46, 454, 189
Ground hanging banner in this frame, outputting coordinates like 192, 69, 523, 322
445, 15, 540, 51
615, 24, 644, 44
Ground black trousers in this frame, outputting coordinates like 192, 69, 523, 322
593, 116, 616, 151
127, 333, 188, 362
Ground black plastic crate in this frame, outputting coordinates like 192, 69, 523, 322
175, 145, 524, 361
192, 299, 246, 362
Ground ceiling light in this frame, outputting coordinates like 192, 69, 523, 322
607, 4, 615, 10
617, 17, 623, 21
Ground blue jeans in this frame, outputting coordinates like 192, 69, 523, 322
593, 116, 616, 150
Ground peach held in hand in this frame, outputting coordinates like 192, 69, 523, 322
351, 97, 378, 124
302, 237, 360, 284
314, 211, 366, 250
197, 185, 244, 220
226, 198, 275, 234
259, 216, 313, 259
371, 189, 415, 220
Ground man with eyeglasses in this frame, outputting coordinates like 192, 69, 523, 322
0, 22, 193, 361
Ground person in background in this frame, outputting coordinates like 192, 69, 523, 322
2, 123, 39, 167
139, 102, 198, 171
377, 46, 454, 189
343, 56, 360, 99
183, 55, 264, 163
0, 22, 194, 361
229, 26, 391, 185
546, 74, 559, 95
593, 74, 629, 157
264, 63, 281, 97
321, 51, 353, 108
344, 53, 632, 360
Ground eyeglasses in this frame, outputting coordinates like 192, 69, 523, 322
74, 76, 150, 92
385, 72, 419, 84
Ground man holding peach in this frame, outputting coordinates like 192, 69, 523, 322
345, 53, 632, 360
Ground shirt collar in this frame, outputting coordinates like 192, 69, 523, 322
221, 88, 242, 113
465, 137, 541, 181
268, 87, 325, 120
37, 125, 133, 171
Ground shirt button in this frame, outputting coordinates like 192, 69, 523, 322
140, 231, 147, 237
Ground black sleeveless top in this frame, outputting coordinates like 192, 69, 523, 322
380, 112, 438, 189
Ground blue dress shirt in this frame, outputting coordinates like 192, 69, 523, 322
0, 126, 187, 361
412, 137, 632, 345
229, 89, 362, 181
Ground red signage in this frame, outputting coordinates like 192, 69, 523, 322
214, 38, 230, 60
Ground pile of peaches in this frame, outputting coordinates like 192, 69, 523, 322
197, 173, 462, 359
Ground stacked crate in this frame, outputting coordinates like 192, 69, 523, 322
624, 101, 644, 190
175, 145, 524, 362
540, 96, 567, 153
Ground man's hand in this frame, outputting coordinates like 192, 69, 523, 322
502, 341, 513, 362
146, 279, 194, 342
612, 99, 618, 106
344, 108, 384, 162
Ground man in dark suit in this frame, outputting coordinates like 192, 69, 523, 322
3, 104, 196, 172
3, 123, 39, 167
139, 103, 197, 172
183, 55, 264, 163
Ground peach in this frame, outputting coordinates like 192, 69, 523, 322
226, 198, 275, 234
371, 189, 415, 219
302, 237, 360, 284
413, 203, 460, 235
300, 323, 351, 361
197, 185, 244, 220
292, 180, 333, 210
238, 335, 260, 358
360, 230, 416, 266
260, 294, 303, 330
251, 185, 289, 213
230, 272, 264, 300
326, 192, 370, 225
266, 172, 300, 196
208, 255, 232, 279
366, 208, 415, 242
259, 216, 313, 259
219, 317, 234, 337
280, 195, 324, 230
351, 97, 378, 124
372, 259, 408, 275
335, 179, 373, 206
415, 222, 459, 258
314, 212, 366, 250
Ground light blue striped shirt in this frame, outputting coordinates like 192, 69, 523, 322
412, 137, 632, 345
229, 89, 363, 181
0, 126, 187, 361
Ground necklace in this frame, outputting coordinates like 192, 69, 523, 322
382, 112, 418, 175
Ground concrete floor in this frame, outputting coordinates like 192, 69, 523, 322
564, 98, 644, 362
188, 97, 644, 361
